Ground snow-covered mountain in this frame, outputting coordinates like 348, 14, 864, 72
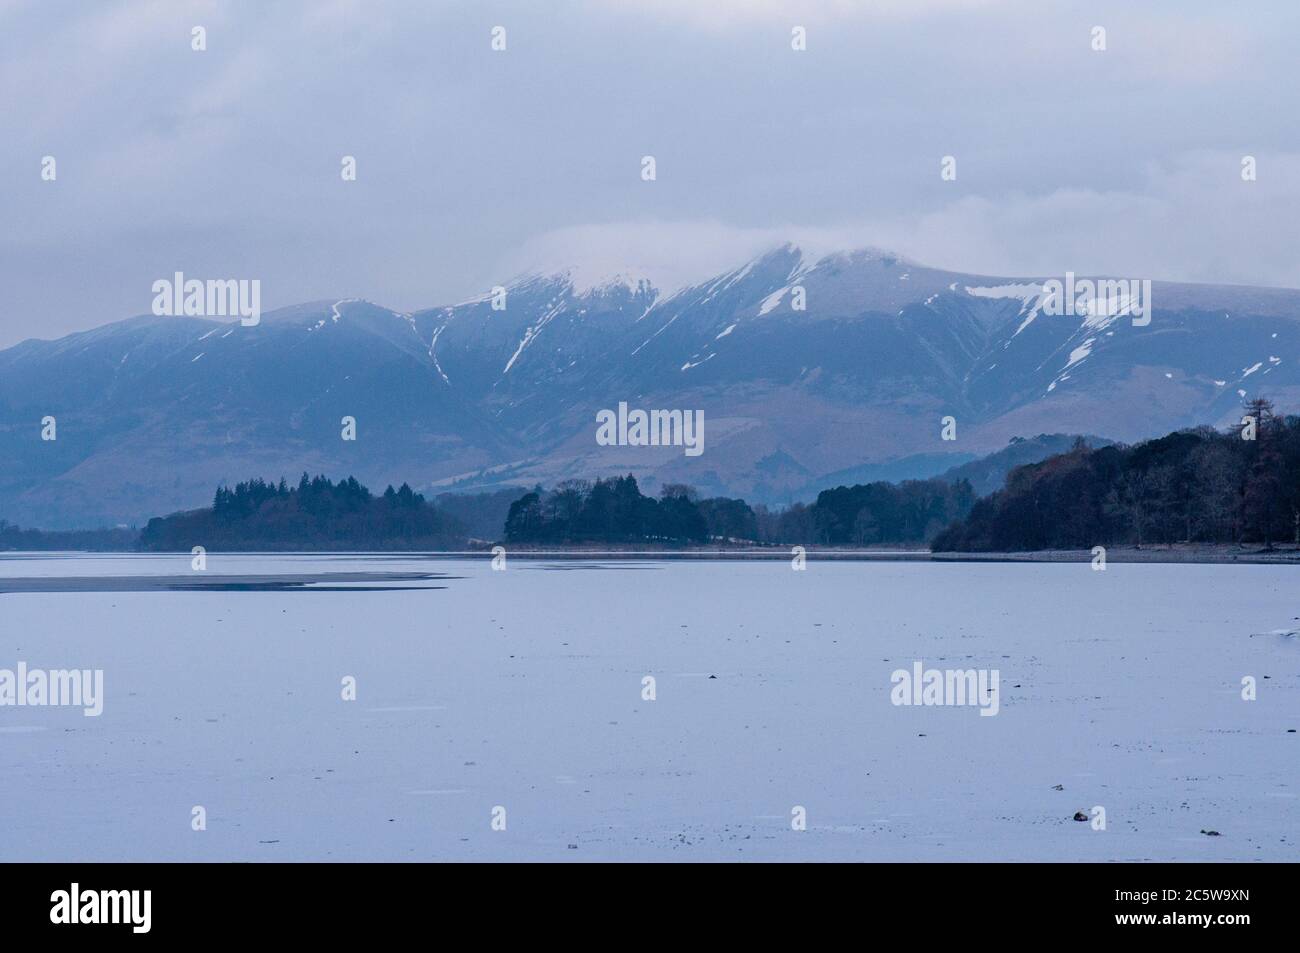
4, 244, 1300, 528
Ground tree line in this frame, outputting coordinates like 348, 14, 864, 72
4, 473, 980, 551
0, 520, 137, 552
504, 477, 741, 544
503, 474, 973, 546
932, 400, 1300, 552
138, 473, 466, 550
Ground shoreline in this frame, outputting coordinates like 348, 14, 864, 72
4, 545, 1299, 565
930, 545, 1300, 565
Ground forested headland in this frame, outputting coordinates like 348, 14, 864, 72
138, 474, 466, 551
932, 400, 1300, 552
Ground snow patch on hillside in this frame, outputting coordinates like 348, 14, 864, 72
331, 298, 360, 322
428, 325, 451, 385
964, 282, 1047, 337
758, 287, 788, 315
503, 303, 567, 375
681, 353, 716, 371
1066, 338, 1096, 368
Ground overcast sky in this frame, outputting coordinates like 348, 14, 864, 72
3, 0, 1299, 347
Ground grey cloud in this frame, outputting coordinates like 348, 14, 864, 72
1, 0, 1297, 347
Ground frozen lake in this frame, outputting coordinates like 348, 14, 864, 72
1, 553, 1296, 861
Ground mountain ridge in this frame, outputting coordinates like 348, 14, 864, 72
3, 243, 1299, 528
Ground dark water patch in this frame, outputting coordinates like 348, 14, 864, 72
526, 563, 662, 572
166, 583, 448, 592
0, 571, 455, 594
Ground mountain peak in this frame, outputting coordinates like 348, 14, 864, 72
740, 241, 917, 282
554, 266, 659, 299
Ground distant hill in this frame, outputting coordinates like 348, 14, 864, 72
937, 433, 1115, 498
435, 487, 529, 541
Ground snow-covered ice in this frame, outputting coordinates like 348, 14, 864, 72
0, 554, 1296, 861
